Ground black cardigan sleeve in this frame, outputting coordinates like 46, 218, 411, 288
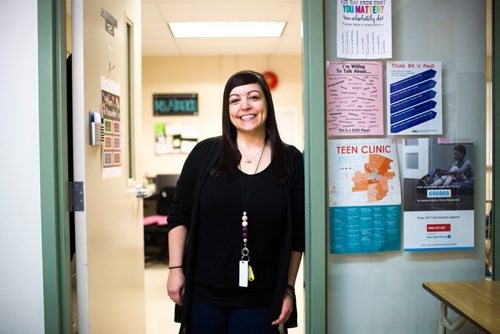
167, 137, 220, 232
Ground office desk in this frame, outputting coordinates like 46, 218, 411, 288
143, 195, 169, 263
422, 281, 500, 334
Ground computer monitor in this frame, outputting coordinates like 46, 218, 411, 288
155, 174, 179, 194
154, 174, 179, 215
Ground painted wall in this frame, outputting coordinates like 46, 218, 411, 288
0, 1, 45, 333
141, 55, 303, 177
325, 0, 486, 333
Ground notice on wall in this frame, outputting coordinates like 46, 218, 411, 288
403, 139, 474, 251
101, 75, 122, 179
275, 107, 301, 149
154, 123, 198, 155
386, 61, 443, 135
326, 61, 384, 137
337, 0, 392, 59
328, 138, 401, 254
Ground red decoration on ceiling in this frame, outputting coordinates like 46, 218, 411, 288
263, 71, 278, 90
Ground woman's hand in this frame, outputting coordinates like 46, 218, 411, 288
271, 293, 294, 326
167, 268, 185, 305
167, 225, 188, 305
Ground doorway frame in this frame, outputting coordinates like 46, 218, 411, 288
302, 0, 328, 333
493, 0, 499, 280
38, 0, 329, 333
38, 0, 72, 333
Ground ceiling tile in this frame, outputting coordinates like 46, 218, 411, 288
141, 0, 302, 56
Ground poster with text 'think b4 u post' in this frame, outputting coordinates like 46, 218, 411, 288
386, 61, 443, 135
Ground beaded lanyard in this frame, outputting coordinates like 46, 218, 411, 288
238, 145, 265, 287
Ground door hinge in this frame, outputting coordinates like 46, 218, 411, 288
69, 181, 85, 212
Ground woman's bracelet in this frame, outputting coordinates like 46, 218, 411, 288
169, 265, 183, 269
285, 284, 296, 300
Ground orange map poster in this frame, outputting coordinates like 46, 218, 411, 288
329, 138, 401, 254
352, 154, 396, 202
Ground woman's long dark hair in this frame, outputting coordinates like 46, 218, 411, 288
212, 70, 288, 183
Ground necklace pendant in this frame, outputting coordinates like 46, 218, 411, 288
239, 260, 249, 287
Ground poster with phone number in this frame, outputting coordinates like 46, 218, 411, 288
403, 139, 474, 251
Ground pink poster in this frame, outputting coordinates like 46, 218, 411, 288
326, 61, 384, 137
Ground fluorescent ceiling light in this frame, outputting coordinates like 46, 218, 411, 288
168, 21, 286, 38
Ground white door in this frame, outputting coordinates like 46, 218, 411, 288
71, 0, 145, 332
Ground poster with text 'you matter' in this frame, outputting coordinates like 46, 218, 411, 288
328, 138, 401, 254
337, 0, 392, 59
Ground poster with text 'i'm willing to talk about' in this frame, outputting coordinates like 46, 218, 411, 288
326, 61, 384, 137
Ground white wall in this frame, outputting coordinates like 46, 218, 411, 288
325, 1, 486, 333
0, 1, 45, 333
142, 55, 303, 177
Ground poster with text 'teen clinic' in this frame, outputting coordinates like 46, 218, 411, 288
329, 138, 401, 254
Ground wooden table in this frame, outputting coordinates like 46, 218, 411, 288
422, 281, 500, 334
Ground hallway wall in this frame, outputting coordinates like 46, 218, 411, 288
142, 55, 303, 176
0, 1, 45, 332
324, 1, 486, 333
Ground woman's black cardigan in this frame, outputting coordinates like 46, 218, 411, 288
167, 136, 305, 333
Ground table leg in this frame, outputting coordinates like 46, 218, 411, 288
439, 303, 447, 334
439, 302, 467, 333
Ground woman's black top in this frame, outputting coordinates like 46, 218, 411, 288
192, 164, 287, 307
167, 136, 304, 333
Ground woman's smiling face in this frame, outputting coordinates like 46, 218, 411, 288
228, 83, 267, 136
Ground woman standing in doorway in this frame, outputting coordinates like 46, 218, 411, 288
166, 70, 304, 334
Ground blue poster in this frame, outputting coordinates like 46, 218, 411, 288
386, 61, 443, 135
330, 205, 400, 254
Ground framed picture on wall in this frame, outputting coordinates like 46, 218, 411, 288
153, 93, 198, 116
